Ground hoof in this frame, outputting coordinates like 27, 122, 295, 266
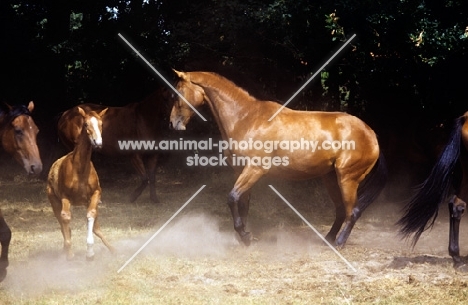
86, 255, 95, 262
108, 246, 116, 255
0, 268, 7, 283
240, 232, 253, 246
0, 260, 8, 270
66, 254, 75, 261
454, 262, 468, 272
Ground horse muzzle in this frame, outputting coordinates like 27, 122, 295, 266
169, 120, 186, 131
25, 162, 43, 176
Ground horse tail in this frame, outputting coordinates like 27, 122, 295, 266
397, 115, 465, 247
357, 150, 388, 211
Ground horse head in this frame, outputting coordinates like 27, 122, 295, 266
0, 101, 42, 176
170, 70, 206, 130
78, 107, 108, 149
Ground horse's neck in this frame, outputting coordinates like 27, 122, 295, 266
138, 91, 162, 115
204, 86, 255, 138
71, 128, 93, 175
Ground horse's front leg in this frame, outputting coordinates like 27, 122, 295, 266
0, 211, 11, 282
449, 195, 466, 269
86, 190, 101, 261
228, 166, 264, 246
60, 198, 74, 260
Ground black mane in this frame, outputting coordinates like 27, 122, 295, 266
0, 104, 31, 126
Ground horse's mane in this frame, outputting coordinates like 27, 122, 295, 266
0, 104, 31, 127
193, 72, 258, 103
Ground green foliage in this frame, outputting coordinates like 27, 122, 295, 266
1, 0, 467, 119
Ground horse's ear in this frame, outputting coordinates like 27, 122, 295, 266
99, 108, 108, 117
173, 69, 189, 81
77, 107, 86, 117
2, 102, 12, 111
27, 101, 35, 113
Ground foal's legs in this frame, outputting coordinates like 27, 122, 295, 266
228, 166, 264, 246
0, 210, 11, 282
49, 194, 74, 260
448, 195, 465, 268
86, 191, 113, 260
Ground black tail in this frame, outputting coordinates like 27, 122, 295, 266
357, 150, 388, 211
397, 116, 464, 246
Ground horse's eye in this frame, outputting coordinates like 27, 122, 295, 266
14, 128, 24, 137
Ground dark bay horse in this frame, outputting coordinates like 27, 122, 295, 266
170, 70, 387, 247
47, 107, 114, 260
57, 89, 169, 203
0, 101, 42, 281
398, 112, 468, 269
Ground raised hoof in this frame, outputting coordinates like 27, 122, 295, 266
0, 268, 7, 283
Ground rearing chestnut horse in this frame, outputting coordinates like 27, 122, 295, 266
170, 70, 387, 247
57, 89, 169, 203
47, 107, 113, 260
0, 101, 42, 281
398, 112, 468, 269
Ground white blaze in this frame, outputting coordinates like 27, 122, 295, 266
89, 116, 102, 146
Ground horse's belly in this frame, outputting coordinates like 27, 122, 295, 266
267, 163, 333, 180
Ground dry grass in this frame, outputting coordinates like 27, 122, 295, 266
1, 155, 468, 304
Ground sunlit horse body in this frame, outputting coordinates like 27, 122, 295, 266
170, 70, 387, 246
0, 101, 42, 281
398, 112, 468, 269
57, 89, 168, 203
47, 107, 114, 260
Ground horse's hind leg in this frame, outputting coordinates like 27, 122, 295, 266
146, 154, 159, 203
449, 195, 466, 269
129, 154, 148, 203
334, 179, 360, 247
322, 172, 346, 243
0, 210, 11, 282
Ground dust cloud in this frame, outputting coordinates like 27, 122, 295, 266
1, 212, 333, 298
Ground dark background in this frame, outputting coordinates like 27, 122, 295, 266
1, 0, 467, 198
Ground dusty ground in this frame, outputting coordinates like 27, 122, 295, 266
1, 151, 468, 304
